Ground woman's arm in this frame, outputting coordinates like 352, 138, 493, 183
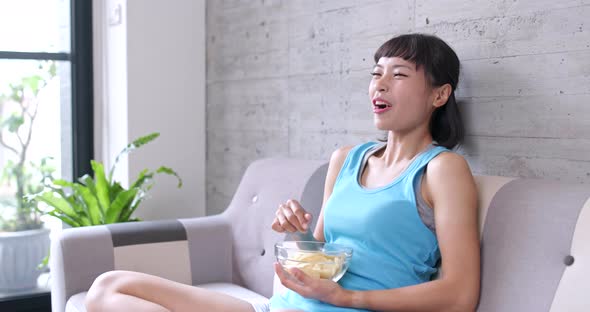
341, 152, 480, 312
271, 146, 352, 237
271, 146, 352, 236
313, 146, 353, 242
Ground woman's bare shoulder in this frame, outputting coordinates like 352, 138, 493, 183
322, 145, 352, 182
329, 145, 354, 165
424, 151, 477, 208
427, 151, 472, 179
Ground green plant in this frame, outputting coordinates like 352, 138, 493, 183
33, 132, 182, 227
0, 61, 56, 232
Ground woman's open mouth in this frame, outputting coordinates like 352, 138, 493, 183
372, 98, 392, 114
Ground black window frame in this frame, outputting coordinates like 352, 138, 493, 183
0, 0, 93, 310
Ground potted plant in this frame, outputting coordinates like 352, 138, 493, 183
0, 61, 55, 291
33, 132, 182, 230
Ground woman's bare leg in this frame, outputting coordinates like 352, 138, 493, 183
85, 270, 255, 312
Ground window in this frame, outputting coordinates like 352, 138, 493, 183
0, 0, 93, 309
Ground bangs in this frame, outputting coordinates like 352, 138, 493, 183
373, 34, 432, 72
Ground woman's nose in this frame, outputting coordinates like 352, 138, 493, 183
375, 77, 388, 92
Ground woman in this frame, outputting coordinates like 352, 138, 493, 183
85, 33, 480, 312
269, 33, 480, 312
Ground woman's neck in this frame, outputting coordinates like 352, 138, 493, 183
380, 130, 433, 167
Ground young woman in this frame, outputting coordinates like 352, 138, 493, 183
269, 33, 480, 312
85, 33, 480, 312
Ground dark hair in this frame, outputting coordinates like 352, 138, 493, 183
374, 33, 464, 149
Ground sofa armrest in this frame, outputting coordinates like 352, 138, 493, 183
51, 225, 115, 312
51, 216, 233, 312
178, 216, 234, 285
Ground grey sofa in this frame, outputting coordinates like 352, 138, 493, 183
51, 158, 590, 311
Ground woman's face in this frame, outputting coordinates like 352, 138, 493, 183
369, 57, 436, 133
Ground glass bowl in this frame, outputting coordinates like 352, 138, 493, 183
275, 241, 352, 282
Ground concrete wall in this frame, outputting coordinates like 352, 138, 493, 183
206, 0, 590, 215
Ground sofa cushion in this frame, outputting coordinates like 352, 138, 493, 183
65, 292, 87, 312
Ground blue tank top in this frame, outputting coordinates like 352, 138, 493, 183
270, 142, 449, 312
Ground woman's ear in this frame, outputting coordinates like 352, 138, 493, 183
432, 84, 452, 108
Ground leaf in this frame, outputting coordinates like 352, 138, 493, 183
130, 169, 151, 189
49, 187, 77, 207
48, 210, 81, 227
48, 61, 57, 77
78, 174, 105, 221
9, 84, 22, 102
132, 132, 160, 149
3, 114, 25, 132
120, 191, 146, 222
72, 184, 101, 225
77, 174, 92, 186
110, 181, 124, 202
36, 192, 78, 221
109, 132, 160, 181
47, 179, 85, 213
52, 179, 75, 188
91, 160, 111, 215
79, 174, 97, 194
21, 75, 43, 95
37, 252, 49, 270
105, 189, 137, 223
69, 192, 90, 221
156, 166, 183, 188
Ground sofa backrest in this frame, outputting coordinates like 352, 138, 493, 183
475, 176, 590, 312
222, 158, 326, 298
227, 158, 590, 311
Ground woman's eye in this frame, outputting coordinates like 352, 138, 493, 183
393, 73, 407, 77
370, 72, 381, 76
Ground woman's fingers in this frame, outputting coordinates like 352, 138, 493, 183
271, 218, 284, 232
282, 203, 306, 233
287, 200, 311, 232
276, 206, 297, 232
271, 199, 313, 233
274, 263, 308, 295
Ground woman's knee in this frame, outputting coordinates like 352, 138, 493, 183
85, 270, 130, 310
90, 270, 129, 292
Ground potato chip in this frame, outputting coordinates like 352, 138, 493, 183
283, 251, 344, 279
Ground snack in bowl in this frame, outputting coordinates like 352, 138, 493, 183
275, 241, 353, 282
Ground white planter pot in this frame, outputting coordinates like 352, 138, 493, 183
0, 227, 50, 291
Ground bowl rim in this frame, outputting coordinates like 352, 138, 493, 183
276, 256, 342, 265
274, 241, 353, 257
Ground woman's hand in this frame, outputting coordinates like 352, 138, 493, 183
274, 263, 350, 306
271, 199, 312, 233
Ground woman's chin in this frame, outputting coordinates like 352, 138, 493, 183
373, 120, 392, 131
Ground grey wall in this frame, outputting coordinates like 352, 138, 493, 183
206, 0, 590, 215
